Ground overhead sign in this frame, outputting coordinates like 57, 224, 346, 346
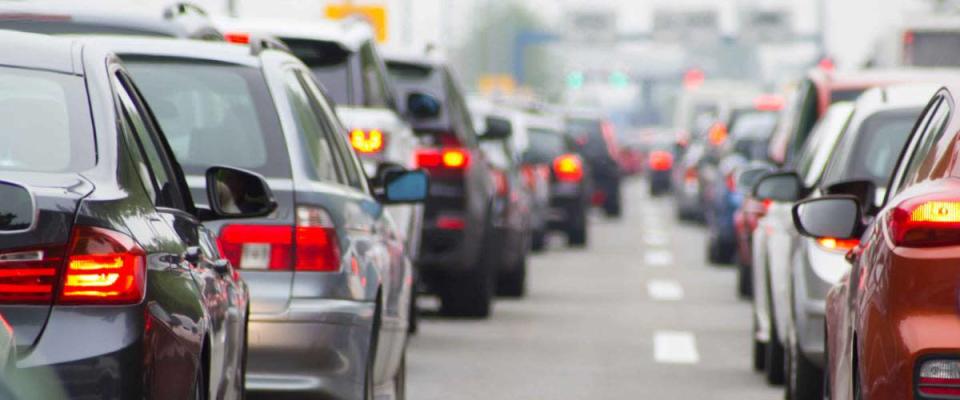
325, 4, 388, 43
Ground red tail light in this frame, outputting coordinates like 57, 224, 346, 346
60, 226, 146, 305
648, 151, 673, 171
350, 129, 385, 154
218, 206, 340, 272
816, 237, 860, 252
492, 170, 509, 196
0, 246, 63, 304
416, 148, 469, 169
224, 32, 250, 44
762, 198, 773, 213
520, 166, 537, 190
889, 198, 960, 247
918, 359, 960, 398
707, 122, 728, 147
436, 216, 466, 230
553, 154, 584, 182
684, 167, 698, 182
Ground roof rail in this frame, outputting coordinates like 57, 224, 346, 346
250, 34, 291, 56
163, 2, 208, 19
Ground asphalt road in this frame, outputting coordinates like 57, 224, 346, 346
407, 179, 782, 400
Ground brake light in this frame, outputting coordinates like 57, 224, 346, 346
219, 225, 293, 270
707, 122, 728, 147
918, 359, 960, 398
889, 198, 960, 247
416, 148, 469, 169
60, 226, 146, 305
684, 167, 698, 183
762, 198, 773, 212
553, 154, 584, 182
224, 32, 250, 44
521, 166, 537, 190
0, 246, 63, 303
492, 170, 509, 196
754, 94, 784, 111
436, 216, 466, 230
294, 206, 341, 272
350, 129, 385, 153
648, 151, 673, 171
816, 237, 859, 252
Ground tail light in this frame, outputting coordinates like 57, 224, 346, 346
754, 94, 784, 111
889, 198, 960, 247
218, 206, 340, 272
492, 170, 509, 196
60, 226, 146, 305
816, 237, 859, 252
521, 166, 537, 190
224, 32, 250, 44
553, 154, 584, 182
416, 148, 469, 169
918, 359, 960, 398
648, 151, 673, 171
350, 129, 385, 154
762, 198, 773, 213
684, 167, 698, 183
436, 216, 466, 230
707, 122, 728, 147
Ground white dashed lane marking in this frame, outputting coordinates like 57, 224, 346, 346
654, 331, 700, 364
647, 279, 684, 301
643, 250, 674, 266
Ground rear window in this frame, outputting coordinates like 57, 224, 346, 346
123, 58, 290, 178
908, 31, 960, 67
283, 38, 353, 105
526, 129, 567, 163
821, 108, 922, 189
830, 89, 866, 103
568, 118, 611, 160
0, 66, 94, 173
730, 111, 778, 161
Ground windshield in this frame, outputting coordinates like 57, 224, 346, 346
0, 67, 94, 173
821, 108, 922, 190
526, 128, 568, 163
124, 59, 290, 178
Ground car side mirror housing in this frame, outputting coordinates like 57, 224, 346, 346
407, 92, 441, 120
825, 179, 878, 214
752, 171, 804, 202
793, 196, 863, 239
204, 166, 277, 220
379, 169, 429, 204
481, 116, 512, 140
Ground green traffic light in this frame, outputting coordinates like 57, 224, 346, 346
566, 71, 585, 89
609, 71, 630, 88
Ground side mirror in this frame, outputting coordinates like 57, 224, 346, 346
752, 171, 804, 202
825, 179, 878, 213
481, 116, 512, 140
204, 166, 277, 220
380, 169, 428, 204
736, 167, 772, 194
792, 196, 862, 239
407, 92, 441, 119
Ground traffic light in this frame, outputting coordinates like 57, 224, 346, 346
608, 71, 630, 88
566, 71, 585, 89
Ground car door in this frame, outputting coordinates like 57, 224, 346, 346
294, 65, 410, 384
112, 69, 243, 398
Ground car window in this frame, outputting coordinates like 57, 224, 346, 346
793, 103, 854, 187
786, 80, 819, 163
728, 111, 778, 161
821, 108, 923, 191
123, 59, 291, 179
0, 66, 94, 173
297, 70, 369, 192
443, 69, 478, 147
281, 69, 345, 184
897, 98, 951, 191
526, 128, 569, 163
359, 42, 394, 109
283, 38, 353, 105
114, 72, 186, 211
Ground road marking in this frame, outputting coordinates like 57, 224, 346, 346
647, 279, 684, 301
654, 331, 700, 364
644, 250, 674, 266
643, 234, 669, 247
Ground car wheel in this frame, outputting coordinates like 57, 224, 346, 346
408, 286, 419, 335
707, 235, 723, 264
496, 255, 527, 298
364, 297, 382, 400
765, 309, 786, 385
193, 365, 206, 400
439, 259, 494, 318
603, 191, 622, 218
787, 327, 823, 400
737, 259, 753, 299
752, 314, 766, 372
394, 354, 406, 400
531, 229, 547, 252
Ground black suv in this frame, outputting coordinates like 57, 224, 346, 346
385, 52, 498, 317
565, 112, 623, 217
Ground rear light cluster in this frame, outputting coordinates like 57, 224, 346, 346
553, 154, 584, 182
684, 167, 698, 183
0, 225, 146, 305
416, 148, 469, 169
918, 359, 960, 398
350, 129, 385, 154
707, 122, 728, 147
218, 206, 341, 272
816, 237, 859, 252
224, 32, 251, 44
889, 199, 960, 247
647, 151, 673, 171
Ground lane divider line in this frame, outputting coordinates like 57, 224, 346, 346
654, 331, 700, 364
644, 250, 674, 267
647, 279, 684, 301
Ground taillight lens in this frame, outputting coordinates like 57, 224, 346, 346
553, 154, 584, 182
648, 151, 673, 171
684, 167, 698, 183
707, 122, 728, 147
350, 129, 385, 154
762, 198, 773, 213
890, 199, 960, 247
224, 32, 250, 44
918, 359, 960, 398
60, 226, 146, 305
416, 148, 469, 169
816, 237, 859, 252
294, 206, 340, 272
0, 246, 63, 304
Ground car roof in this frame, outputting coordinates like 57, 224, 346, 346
0, 29, 79, 74
74, 35, 261, 67
213, 16, 372, 52
855, 83, 942, 113
0, 1, 221, 39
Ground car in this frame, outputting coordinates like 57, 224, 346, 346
732, 162, 774, 296
95, 36, 424, 399
0, 31, 262, 399
384, 51, 500, 317
701, 99, 781, 264
565, 111, 623, 217
0, 1, 223, 40
794, 85, 960, 400
643, 135, 675, 196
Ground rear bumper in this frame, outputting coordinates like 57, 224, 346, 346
246, 299, 375, 399
14, 342, 143, 400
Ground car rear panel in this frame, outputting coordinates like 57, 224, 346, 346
0, 172, 93, 346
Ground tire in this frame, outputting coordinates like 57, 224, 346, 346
364, 297, 382, 400
394, 355, 406, 400
707, 236, 723, 264
567, 224, 587, 247
766, 309, 786, 385
496, 255, 527, 298
753, 314, 766, 372
439, 266, 493, 318
603, 185, 622, 218
531, 229, 547, 252
193, 365, 206, 400
407, 287, 419, 335
787, 328, 824, 400
737, 260, 753, 299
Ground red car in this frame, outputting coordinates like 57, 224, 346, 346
794, 86, 960, 399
